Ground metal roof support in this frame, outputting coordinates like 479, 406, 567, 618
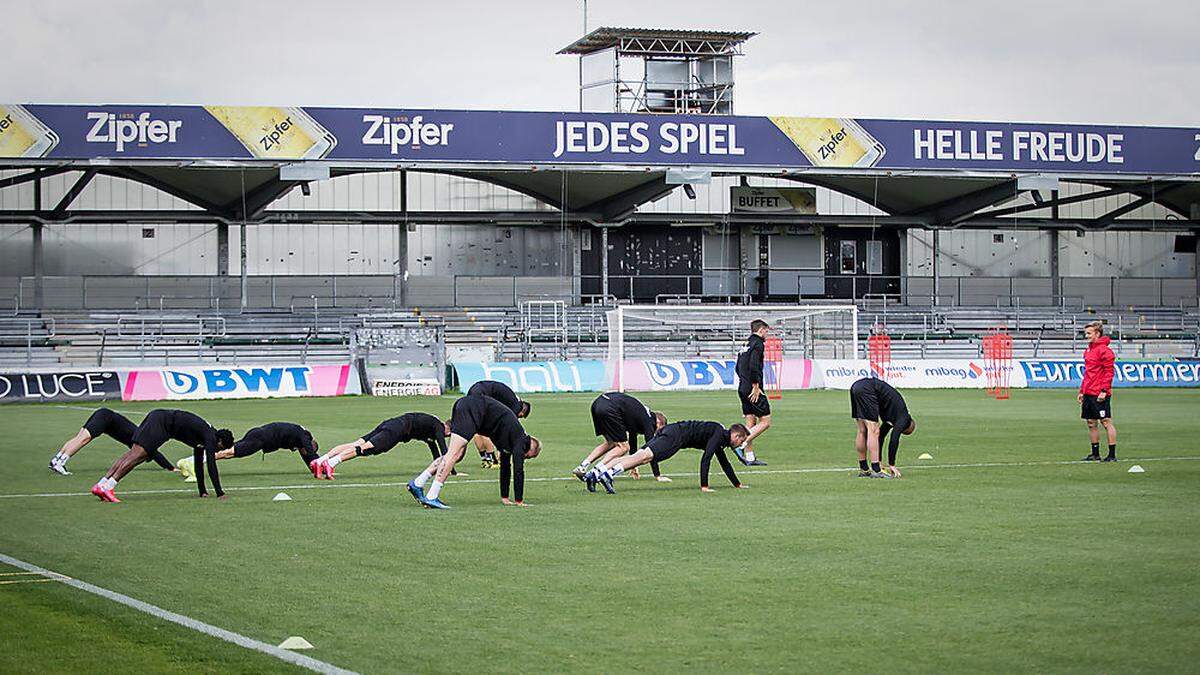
584, 177, 674, 222
906, 179, 1021, 226
0, 167, 72, 191
51, 169, 97, 215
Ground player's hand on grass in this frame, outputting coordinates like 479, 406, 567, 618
701, 486, 715, 493
885, 466, 902, 478
736, 483, 750, 489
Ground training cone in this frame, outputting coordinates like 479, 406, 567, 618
273, 492, 292, 501
278, 636, 313, 650
184, 474, 196, 483
1127, 465, 1145, 474
917, 453, 933, 460
175, 456, 193, 479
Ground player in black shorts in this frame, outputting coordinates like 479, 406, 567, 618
465, 380, 531, 468
48, 407, 175, 476
584, 420, 750, 494
571, 392, 668, 483
406, 394, 541, 509
733, 319, 771, 466
213, 422, 319, 470
309, 413, 449, 479
90, 409, 233, 503
849, 377, 916, 479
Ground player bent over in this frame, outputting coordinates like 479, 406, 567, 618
849, 377, 915, 478
406, 394, 540, 509
49, 407, 176, 476
733, 319, 771, 466
311, 413, 450, 479
212, 422, 319, 470
572, 392, 668, 483
91, 409, 233, 502
1078, 320, 1118, 462
466, 380, 531, 468
585, 421, 749, 494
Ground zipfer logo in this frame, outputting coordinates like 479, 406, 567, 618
361, 115, 454, 154
86, 112, 183, 152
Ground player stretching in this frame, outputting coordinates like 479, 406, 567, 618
49, 407, 176, 476
466, 380, 531, 468
406, 394, 540, 509
584, 421, 749, 494
849, 377, 915, 478
1079, 320, 1118, 462
212, 422, 320, 469
310, 413, 449, 479
733, 319, 770, 466
571, 392, 669, 483
90, 409, 233, 502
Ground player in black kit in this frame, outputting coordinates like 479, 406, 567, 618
571, 392, 668, 483
584, 421, 750, 494
90, 409, 233, 502
48, 407, 176, 476
310, 412, 449, 479
406, 394, 540, 509
733, 319, 771, 466
465, 380, 531, 468
849, 377, 916, 478
213, 422, 319, 469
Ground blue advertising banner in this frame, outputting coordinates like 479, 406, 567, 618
453, 360, 607, 393
1020, 360, 1200, 388
2, 104, 1197, 176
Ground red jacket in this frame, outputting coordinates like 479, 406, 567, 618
1080, 335, 1115, 396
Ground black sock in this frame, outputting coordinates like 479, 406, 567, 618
1090, 443, 1100, 457
870, 462, 881, 473
859, 459, 870, 471
1107, 444, 1116, 458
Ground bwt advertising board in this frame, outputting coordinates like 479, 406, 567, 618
2, 104, 1197, 175
1021, 360, 1200, 388
618, 358, 815, 392
0, 371, 121, 404
123, 364, 357, 401
454, 361, 607, 394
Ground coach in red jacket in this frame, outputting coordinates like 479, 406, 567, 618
1078, 320, 1118, 462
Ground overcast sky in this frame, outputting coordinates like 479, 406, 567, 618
2, 0, 1196, 125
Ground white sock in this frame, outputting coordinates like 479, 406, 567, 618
745, 450, 757, 461
428, 480, 444, 500
59, 453, 70, 465
577, 460, 591, 470
104, 477, 118, 490
413, 470, 433, 488
326, 455, 342, 468
610, 466, 624, 477
595, 461, 608, 474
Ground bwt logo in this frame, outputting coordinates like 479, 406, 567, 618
164, 367, 311, 395
362, 115, 454, 154
646, 360, 736, 388
86, 112, 182, 152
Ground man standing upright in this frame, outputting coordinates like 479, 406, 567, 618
1079, 320, 1118, 462
733, 319, 770, 466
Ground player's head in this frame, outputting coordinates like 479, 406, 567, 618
750, 319, 769, 337
310, 438, 320, 454
518, 401, 532, 418
729, 423, 750, 447
215, 429, 234, 450
902, 417, 916, 435
1084, 320, 1104, 344
652, 411, 667, 430
525, 435, 541, 459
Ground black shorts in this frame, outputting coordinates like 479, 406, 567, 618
738, 385, 771, 417
1080, 395, 1113, 420
591, 399, 627, 443
131, 410, 172, 454
849, 381, 879, 421
644, 432, 682, 463
360, 424, 402, 455
83, 408, 136, 447
448, 398, 486, 441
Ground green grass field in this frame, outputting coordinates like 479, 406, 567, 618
2, 389, 1198, 674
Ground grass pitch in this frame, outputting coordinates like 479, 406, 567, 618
1, 389, 1199, 673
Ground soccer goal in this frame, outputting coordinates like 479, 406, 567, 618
605, 304, 860, 392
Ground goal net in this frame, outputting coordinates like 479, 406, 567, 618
605, 304, 859, 392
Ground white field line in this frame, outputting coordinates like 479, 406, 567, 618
0, 553, 357, 675
2, 456, 1196, 500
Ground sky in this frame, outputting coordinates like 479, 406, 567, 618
2, 0, 1197, 125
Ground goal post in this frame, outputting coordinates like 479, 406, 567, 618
605, 304, 860, 392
